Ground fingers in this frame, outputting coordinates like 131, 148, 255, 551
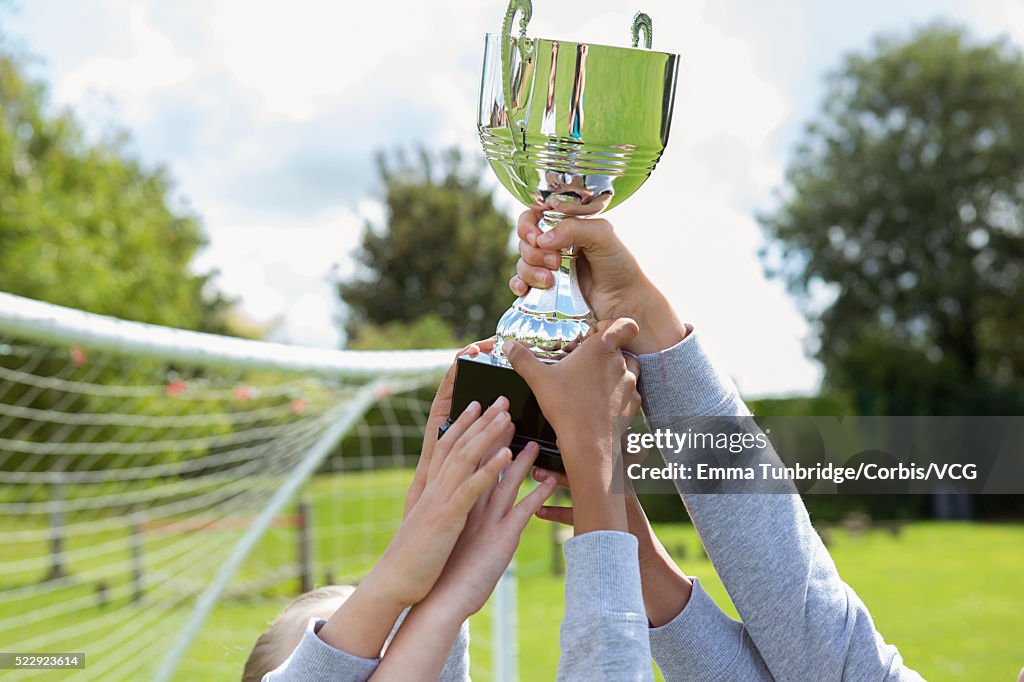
520, 239, 562, 270
532, 466, 570, 489
425, 361, 459, 429
535, 217, 614, 253
459, 337, 496, 358
510, 274, 530, 297
517, 208, 545, 248
503, 341, 547, 388
443, 398, 514, 479
600, 318, 640, 351
429, 400, 481, 479
535, 505, 574, 526
515, 257, 554, 290
451, 447, 512, 515
489, 441, 540, 517
504, 474, 557, 533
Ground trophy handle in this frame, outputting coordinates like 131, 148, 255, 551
500, 0, 534, 150
631, 12, 653, 49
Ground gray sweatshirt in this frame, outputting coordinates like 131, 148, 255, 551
264, 327, 923, 681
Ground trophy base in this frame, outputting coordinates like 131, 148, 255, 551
440, 353, 564, 472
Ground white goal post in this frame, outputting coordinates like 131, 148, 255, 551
0, 291, 518, 682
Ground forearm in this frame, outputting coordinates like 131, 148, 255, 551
628, 278, 688, 355
560, 436, 628, 535
627, 494, 693, 626
370, 598, 466, 681
317, 571, 406, 660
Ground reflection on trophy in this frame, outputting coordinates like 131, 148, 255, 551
444, 1, 679, 470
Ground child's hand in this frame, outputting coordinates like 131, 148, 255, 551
404, 339, 495, 517
318, 394, 513, 658
511, 209, 688, 354
377, 396, 515, 606
504, 319, 642, 535
371, 444, 556, 681
428, 442, 556, 618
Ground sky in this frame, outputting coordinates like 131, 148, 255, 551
5, 0, 1024, 396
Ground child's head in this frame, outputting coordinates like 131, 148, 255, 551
242, 584, 354, 682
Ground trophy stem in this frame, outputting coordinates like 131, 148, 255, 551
492, 208, 593, 364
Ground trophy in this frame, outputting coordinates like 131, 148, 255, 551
442, 1, 679, 471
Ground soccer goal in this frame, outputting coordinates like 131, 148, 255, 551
0, 292, 518, 681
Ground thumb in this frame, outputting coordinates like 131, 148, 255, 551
537, 218, 616, 254
503, 341, 547, 388
601, 318, 640, 351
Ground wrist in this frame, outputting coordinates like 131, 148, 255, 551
416, 591, 469, 630
317, 570, 407, 659
573, 493, 629, 535
359, 563, 412, 613
627, 278, 687, 355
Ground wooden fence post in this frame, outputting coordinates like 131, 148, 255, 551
298, 499, 314, 594
46, 481, 67, 581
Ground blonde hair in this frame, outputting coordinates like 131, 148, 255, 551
242, 585, 355, 682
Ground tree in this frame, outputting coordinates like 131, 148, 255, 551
760, 25, 1024, 414
338, 147, 516, 347
0, 47, 230, 332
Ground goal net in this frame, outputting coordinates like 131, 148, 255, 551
0, 292, 513, 681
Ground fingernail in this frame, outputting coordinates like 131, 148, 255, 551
534, 467, 549, 478
493, 410, 510, 424
539, 232, 555, 245
545, 253, 561, 268
492, 396, 509, 410
544, 476, 556, 486
463, 400, 480, 414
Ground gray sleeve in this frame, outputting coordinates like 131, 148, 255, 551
557, 531, 653, 682
636, 330, 923, 682
263, 614, 470, 682
437, 620, 471, 681
262, 618, 379, 682
649, 578, 770, 681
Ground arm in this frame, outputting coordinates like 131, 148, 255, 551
534, 468, 772, 681
262, 618, 381, 682
503, 320, 654, 682
262, 616, 469, 682
268, 359, 508, 680
513, 210, 918, 681
557, 531, 652, 682
371, 442, 556, 681
637, 330, 923, 681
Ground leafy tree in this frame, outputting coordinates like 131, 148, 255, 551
0, 46, 230, 332
760, 25, 1024, 414
338, 147, 516, 347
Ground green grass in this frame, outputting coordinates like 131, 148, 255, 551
183, 470, 1024, 681
3, 469, 1021, 680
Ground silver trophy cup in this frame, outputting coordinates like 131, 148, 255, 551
481, 6, 679, 362
443, 3, 679, 470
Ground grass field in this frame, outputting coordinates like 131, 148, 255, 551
3, 468, 1021, 680
173, 469, 1024, 681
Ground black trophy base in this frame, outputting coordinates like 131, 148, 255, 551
440, 353, 563, 472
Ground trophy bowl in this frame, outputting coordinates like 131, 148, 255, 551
479, 29, 679, 362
